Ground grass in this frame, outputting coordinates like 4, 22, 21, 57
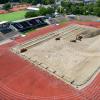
0, 10, 27, 21
59, 19, 69, 25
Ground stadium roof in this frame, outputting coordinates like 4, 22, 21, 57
0, 21, 8, 25
12, 16, 45, 23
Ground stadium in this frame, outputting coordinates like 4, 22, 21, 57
0, 17, 100, 100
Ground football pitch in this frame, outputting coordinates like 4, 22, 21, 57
0, 10, 27, 21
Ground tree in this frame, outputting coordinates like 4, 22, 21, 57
87, 4, 94, 15
26, 0, 33, 3
43, 0, 49, 5
32, 0, 43, 5
49, 0, 55, 4
47, 7, 55, 15
61, 0, 72, 8
3, 3, 11, 11
78, 6, 84, 15
70, 5, 82, 15
96, 0, 100, 7
57, 6, 65, 14
93, 7, 100, 17
32, 0, 38, 5
25, 11, 40, 18
0, 0, 9, 4
39, 7, 47, 15
92, 0, 100, 16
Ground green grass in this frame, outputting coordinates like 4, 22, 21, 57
0, 10, 27, 21
59, 19, 69, 25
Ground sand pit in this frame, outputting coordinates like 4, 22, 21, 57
12, 24, 100, 89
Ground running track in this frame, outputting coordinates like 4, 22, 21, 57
0, 21, 100, 100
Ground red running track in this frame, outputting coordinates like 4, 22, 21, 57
0, 21, 100, 100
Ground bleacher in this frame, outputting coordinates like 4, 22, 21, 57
0, 21, 19, 41
0, 21, 11, 34
1, 28, 12, 34
11, 16, 48, 32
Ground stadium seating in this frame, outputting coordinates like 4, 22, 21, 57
12, 17, 48, 32
0, 22, 19, 41
0, 17, 48, 41
1, 28, 12, 34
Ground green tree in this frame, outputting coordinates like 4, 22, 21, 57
71, 5, 82, 14
87, 4, 94, 15
96, 0, 100, 7
32, 0, 38, 5
26, 0, 33, 3
0, 0, 9, 4
49, 0, 55, 4
93, 7, 100, 17
43, 0, 49, 5
3, 3, 11, 11
78, 6, 84, 15
25, 11, 40, 18
61, 0, 72, 8
39, 7, 47, 15
47, 7, 55, 14
31, 0, 42, 4
57, 6, 65, 14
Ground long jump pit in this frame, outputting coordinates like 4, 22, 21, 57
12, 24, 100, 89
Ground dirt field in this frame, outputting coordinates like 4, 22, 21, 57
13, 24, 100, 89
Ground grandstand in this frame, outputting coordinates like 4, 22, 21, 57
0, 16, 48, 42
11, 16, 48, 32
0, 21, 19, 41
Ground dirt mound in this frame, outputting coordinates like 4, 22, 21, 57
79, 29, 100, 38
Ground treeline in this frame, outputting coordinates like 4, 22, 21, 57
1, 0, 100, 17
0, 0, 9, 4
31, 0, 55, 5
0, 0, 55, 4
58, 0, 100, 17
